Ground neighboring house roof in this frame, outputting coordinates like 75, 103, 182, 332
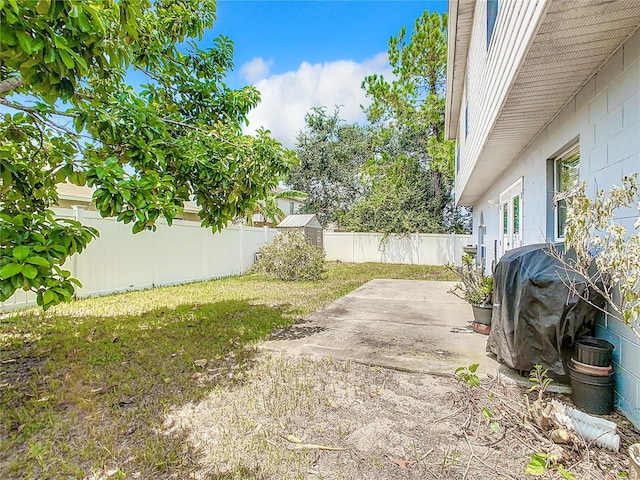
57, 182, 95, 202
55, 182, 200, 213
277, 214, 322, 229
447, 0, 640, 204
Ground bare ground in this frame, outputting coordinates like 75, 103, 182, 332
162, 351, 639, 480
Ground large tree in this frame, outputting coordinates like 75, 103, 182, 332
287, 107, 373, 228
351, 10, 467, 234
342, 154, 449, 234
0, 0, 295, 309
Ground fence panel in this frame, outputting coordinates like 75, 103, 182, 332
324, 231, 473, 265
3, 220, 473, 311
1, 208, 277, 311
74, 209, 156, 296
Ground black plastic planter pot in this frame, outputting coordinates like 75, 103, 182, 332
568, 364, 615, 415
575, 336, 614, 367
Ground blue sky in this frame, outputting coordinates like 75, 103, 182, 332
204, 0, 448, 147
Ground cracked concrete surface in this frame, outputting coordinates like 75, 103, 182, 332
262, 279, 501, 377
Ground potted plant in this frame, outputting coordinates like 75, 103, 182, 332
553, 173, 640, 468
447, 255, 494, 326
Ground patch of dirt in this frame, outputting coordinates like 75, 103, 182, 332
163, 352, 639, 479
269, 325, 328, 341
0, 348, 45, 412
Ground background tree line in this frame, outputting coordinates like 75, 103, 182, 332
288, 11, 470, 235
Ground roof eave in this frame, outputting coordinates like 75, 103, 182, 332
445, 0, 476, 141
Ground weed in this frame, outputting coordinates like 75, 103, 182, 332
252, 229, 326, 281
528, 364, 553, 401
370, 455, 384, 469
525, 452, 575, 479
481, 407, 500, 433
454, 363, 480, 388
440, 446, 461, 470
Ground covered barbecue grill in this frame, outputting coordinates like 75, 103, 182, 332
487, 244, 604, 376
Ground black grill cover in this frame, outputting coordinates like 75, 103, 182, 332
487, 244, 603, 375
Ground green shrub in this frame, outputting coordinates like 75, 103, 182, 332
252, 230, 326, 281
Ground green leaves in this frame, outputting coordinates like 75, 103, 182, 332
15, 31, 44, 55
252, 230, 326, 281
0, 263, 22, 279
12, 245, 30, 261
35, 0, 51, 15
525, 452, 575, 479
481, 407, 500, 433
42, 289, 55, 306
524, 454, 547, 476
21, 264, 38, 279
454, 363, 480, 388
26, 256, 51, 268
562, 173, 640, 337
0, 212, 98, 308
0, 0, 294, 309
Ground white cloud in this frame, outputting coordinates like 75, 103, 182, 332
245, 53, 392, 149
240, 57, 273, 83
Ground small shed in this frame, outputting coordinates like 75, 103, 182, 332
277, 214, 323, 247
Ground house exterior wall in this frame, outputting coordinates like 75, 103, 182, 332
277, 197, 303, 216
250, 196, 304, 226
471, 29, 639, 265
456, 0, 548, 203
466, 28, 640, 427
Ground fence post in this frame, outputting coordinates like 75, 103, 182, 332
152, 219, 158, 287
451, 232, 456, 264
240, 223, 244, 274
352, 231, 355, 263
71, 205, 85, 295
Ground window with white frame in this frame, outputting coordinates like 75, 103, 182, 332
553, 144, 580, 240
499, 178, 523, 256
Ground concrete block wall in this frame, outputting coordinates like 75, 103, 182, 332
470, 28, 640, 427
596, 317, 640, 429
573, 29, 640, 428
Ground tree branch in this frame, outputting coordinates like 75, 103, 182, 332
0, 76, 24, 96
0, 97, 78, 118
160, 117, 239, 147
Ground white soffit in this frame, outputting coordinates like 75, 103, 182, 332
462, 0, 640, 204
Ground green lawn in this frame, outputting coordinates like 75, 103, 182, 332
0, 262, 455, 479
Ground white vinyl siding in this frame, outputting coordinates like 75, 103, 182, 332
456, 0, 548, 204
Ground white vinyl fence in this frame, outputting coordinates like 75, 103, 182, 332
1, 207, 279, 311
324, 231, 474, 266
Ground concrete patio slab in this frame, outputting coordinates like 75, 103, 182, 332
262, 279, 501, 378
